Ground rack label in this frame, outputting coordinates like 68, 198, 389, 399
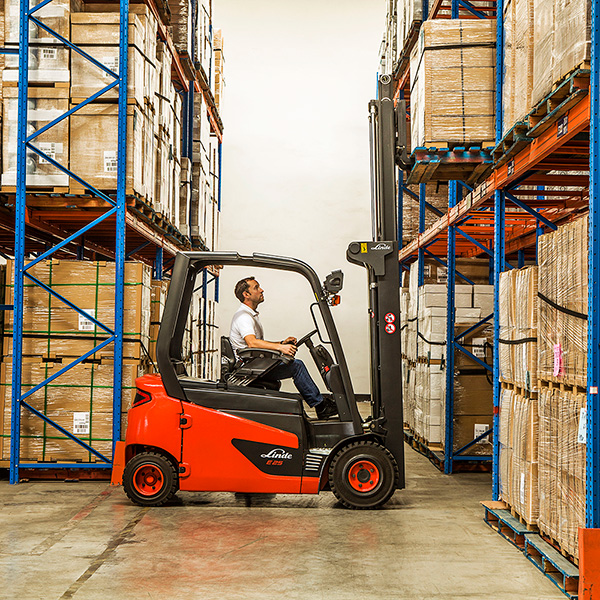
557, 115, 569, 138
73, 412, 90, 435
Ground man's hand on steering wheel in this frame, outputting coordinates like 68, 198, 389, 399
282, 336, 297, 345
278, 343, 297, 357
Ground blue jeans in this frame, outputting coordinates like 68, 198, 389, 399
261, 359, 324, 407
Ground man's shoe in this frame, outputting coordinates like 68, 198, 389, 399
315, 398, 338, 420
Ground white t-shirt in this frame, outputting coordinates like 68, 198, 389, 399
229, 303, 264, 354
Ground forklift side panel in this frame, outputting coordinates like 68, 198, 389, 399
125, 375, 185, 464
180, 402, 303, 494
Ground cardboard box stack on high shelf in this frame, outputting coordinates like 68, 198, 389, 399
0, 0, 223, 252
497, 214, 588, 561
409, 19, 496, 150
401, 257, 494, 456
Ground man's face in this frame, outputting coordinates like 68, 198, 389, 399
245, 279, 264, 305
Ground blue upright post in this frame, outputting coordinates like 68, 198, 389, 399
451, 0, 459, 19
10, 0, 31, 484
418, 182, 426, 286
492, 189, 505, 500
517, 249, 525, 268
586, 0, 600, 529
154, 247, 164, 281
112, 0, 129, 452
444, 180, 459, 474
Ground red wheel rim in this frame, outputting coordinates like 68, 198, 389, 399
132, 464, 164, 496
347, 460, 380, 492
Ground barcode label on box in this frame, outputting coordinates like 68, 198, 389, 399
437, 267, 447, 284
578, 407, 587, 444
73, 412, 90, 435
474, 423, 490, 444
42, 47, 57, 60
38, 142, 63, 164
101, 56, 119, 78
472, 338, 486, 358
104, 151, 117, 173
79, 309, 95, 331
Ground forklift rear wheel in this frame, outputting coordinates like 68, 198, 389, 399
329, 441, 398, 509
123, 452, 179, 507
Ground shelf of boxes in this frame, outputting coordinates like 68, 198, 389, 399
389, 0, 600, 587
3, 0, 224, 481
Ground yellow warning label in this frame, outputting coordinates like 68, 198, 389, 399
361, 243, 368, 253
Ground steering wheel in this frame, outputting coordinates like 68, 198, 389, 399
296, 329, 318, 348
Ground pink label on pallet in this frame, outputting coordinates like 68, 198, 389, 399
553, 343, 563, 377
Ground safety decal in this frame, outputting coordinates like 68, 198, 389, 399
385, 323, 396, 334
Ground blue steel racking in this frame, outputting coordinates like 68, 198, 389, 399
395, 0, 497, 473
395, 0, 600, 576
4, 0, 224, 483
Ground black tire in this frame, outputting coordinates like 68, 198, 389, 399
329, 441, 398, 509
123, 452, 179, 507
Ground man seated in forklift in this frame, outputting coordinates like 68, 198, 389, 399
230, 276, 338, 420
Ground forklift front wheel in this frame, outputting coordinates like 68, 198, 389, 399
123, 452, 179, 507
329, 441, 398, 509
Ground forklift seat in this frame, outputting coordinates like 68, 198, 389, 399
220, 336, 282, 391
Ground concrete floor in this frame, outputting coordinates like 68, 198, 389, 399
0, 444, 565, 600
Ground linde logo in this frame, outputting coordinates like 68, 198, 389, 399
371, 243, 391, 250
260, 448, 293, 460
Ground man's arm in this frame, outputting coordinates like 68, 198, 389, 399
244, 335, 296, 357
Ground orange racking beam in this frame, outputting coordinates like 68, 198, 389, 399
399, 94, 591, 262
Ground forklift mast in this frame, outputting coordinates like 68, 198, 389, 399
346, 74, 405, 488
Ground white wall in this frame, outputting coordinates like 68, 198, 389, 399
212, 0, 387, 394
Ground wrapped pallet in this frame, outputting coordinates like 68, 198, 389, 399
509, 393, 539, 524
213, 29, 225, 112
410, 19, 496, 149
498, 387, 514, 505
0, 359, 143, 463
532, 0, 591, 106
538, 216, 587, 387
70, 13, 148, 109
2, 87, 70, 188
4, 0, 72, 84
395, 0, 423, 60
502, 0, 534, 134
69, 103, 145, 196
4, 259, 151, 360
514, 266, 538, 389
538, 386, 586, 560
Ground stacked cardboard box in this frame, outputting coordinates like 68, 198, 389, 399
538, 215, 587, 388
538, 386, 586, 560
499, 266, 538, 390
213, 29, 225, 113
410, 19, 496, 149
396, 0, 422, 60
0, 0, 223, 248
502, 0, 534, 135
0, 259, 152, 463
402, 257, 494, 453
533, 0, 591, 106
401, 183, 448, 246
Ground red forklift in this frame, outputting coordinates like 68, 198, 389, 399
111, 76, 407, 509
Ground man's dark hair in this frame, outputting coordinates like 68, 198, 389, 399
234, 277, 256, 303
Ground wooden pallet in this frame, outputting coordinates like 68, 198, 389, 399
483, 500, 580, 599
500, 380, 539, 398
1, 186, 70, 194
528, 67, 590, 138
537, 379, 587, 395
407, 144, 495, 186
492, 121, 531, 169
